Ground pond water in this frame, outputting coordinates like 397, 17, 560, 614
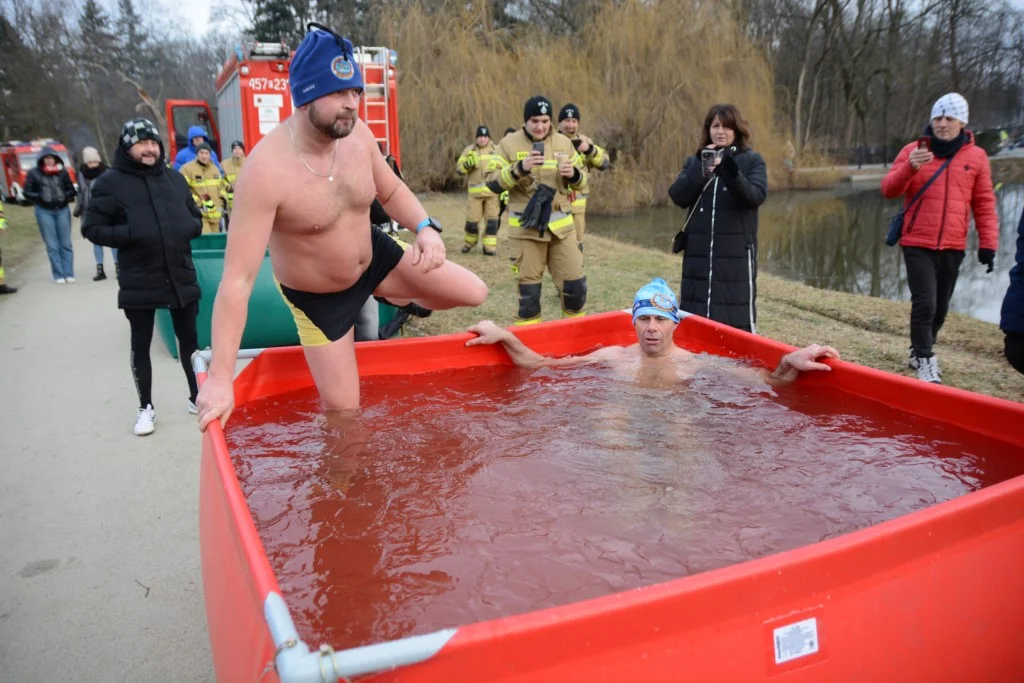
587, 183, 1024, 324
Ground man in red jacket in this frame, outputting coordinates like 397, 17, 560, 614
881, 92, 998, 384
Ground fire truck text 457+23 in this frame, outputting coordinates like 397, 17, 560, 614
248, 77, 289, 92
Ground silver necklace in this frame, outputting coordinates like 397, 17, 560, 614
287, 118, 338, 182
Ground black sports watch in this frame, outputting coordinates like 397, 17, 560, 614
416, 217, 443, 234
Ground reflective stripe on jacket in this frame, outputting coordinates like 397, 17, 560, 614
486, 129, 586, 242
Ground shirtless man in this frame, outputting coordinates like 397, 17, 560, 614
196, 24, 487, 430
466, 277, 839, 386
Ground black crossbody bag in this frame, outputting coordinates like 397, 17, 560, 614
885, 158, 952, 247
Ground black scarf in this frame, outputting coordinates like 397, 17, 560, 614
926, 126, 967, 159
80, 162, 108, 181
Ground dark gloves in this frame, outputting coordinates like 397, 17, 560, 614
714, 152, 739, 181
978, 248, 996, 273
520, 184, 556, 236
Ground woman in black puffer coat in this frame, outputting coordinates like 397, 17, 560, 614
668, 104, 768, 333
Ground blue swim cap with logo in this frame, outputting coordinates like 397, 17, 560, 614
289, 23, 364, 109
632, 278, 680, 324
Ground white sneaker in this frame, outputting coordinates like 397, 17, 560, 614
907, 347, 920, 370
54, 278, 66, 284
188, 400, 198, 415
65, 276, 76, 283
916, 356, 942, 384
134, 404, 156, 436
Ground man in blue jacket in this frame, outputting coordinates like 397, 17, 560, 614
1000, 205, 1024, 375
172, 125, 223, 172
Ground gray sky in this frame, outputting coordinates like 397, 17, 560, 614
172, 0, 1024, 36
173, 0, 245, 35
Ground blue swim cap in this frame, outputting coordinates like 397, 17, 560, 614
632, 278, 680, 324
290, 24, 364, 109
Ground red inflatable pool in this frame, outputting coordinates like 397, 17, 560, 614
195, 311, 1024, 682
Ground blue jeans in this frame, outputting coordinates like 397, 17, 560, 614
35, 206, 74, 279
93, 243, 118, 266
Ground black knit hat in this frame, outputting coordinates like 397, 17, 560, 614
523, 95, 552, 122
231, 140, 245, 151
119, 118, 162, 152
195, 142, 212, 153
476, 126, 490, 138
558, 103, 580, 122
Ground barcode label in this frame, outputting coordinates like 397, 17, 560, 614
773, 617, 819, 664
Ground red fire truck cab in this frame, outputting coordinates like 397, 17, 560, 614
166, 41, 400, 169
0, 139, 77, 204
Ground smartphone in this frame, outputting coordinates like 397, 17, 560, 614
917, 137, 931, 151
532, 141, 545, 156
701, 148, 722, 177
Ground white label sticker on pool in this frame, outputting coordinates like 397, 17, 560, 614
773, 617, 819, 664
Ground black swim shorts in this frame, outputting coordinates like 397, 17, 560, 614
276, 226, 406, 346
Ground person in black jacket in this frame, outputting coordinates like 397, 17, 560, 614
1001, 204, 1024, 375
73, 147, 115, 281
82, 118, 204, 436
668, 104, 768, 333
23, 146, 77, 283
359, 149, 431, 341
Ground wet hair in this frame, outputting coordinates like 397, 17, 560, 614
697, 104, 751, 155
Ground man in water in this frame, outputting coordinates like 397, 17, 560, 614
467, 278, 839, 385
196, 24, 487, 430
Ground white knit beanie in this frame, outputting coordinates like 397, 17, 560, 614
930, 93, 969, 125
82, 147, 102, 164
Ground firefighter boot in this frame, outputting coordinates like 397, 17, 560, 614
561, 276, 587, 318
0, 266, 14, 294
462, 221, 480, 253
482, 219, 500, 256
515, 282, 542, 325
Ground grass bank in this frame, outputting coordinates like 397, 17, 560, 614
1, 204, 43, 280
406, 194, 1024, 402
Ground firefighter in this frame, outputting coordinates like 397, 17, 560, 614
497, 127, 516, 225
456, 126, 501, 255
557, 103, 610, 253
0, 203, 15, 294
180, 143, 224, 234
219, 140, 246, 227
486, 96, 588, 324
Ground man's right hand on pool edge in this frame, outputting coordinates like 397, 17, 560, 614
196, 374, 235, 432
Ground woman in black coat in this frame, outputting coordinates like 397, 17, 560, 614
668, 104, 768, 333
82, 118, 203, 436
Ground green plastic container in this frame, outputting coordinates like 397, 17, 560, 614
191, 233, 228, 251
157, 248, 298, 358
157, 245, 403, 358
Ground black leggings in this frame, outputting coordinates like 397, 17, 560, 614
124, 303, 200, 409
902, 247, 965, 357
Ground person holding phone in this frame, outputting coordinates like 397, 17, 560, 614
881, 92, 999, 384
667, 104, 768, 333
557, 103, 610, 253
485, 95, 589, 325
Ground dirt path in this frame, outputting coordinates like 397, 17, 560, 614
0, 222, 213, 681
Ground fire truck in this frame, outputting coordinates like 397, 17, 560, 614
0, 139, 77, 204
165, 40, 401, 169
